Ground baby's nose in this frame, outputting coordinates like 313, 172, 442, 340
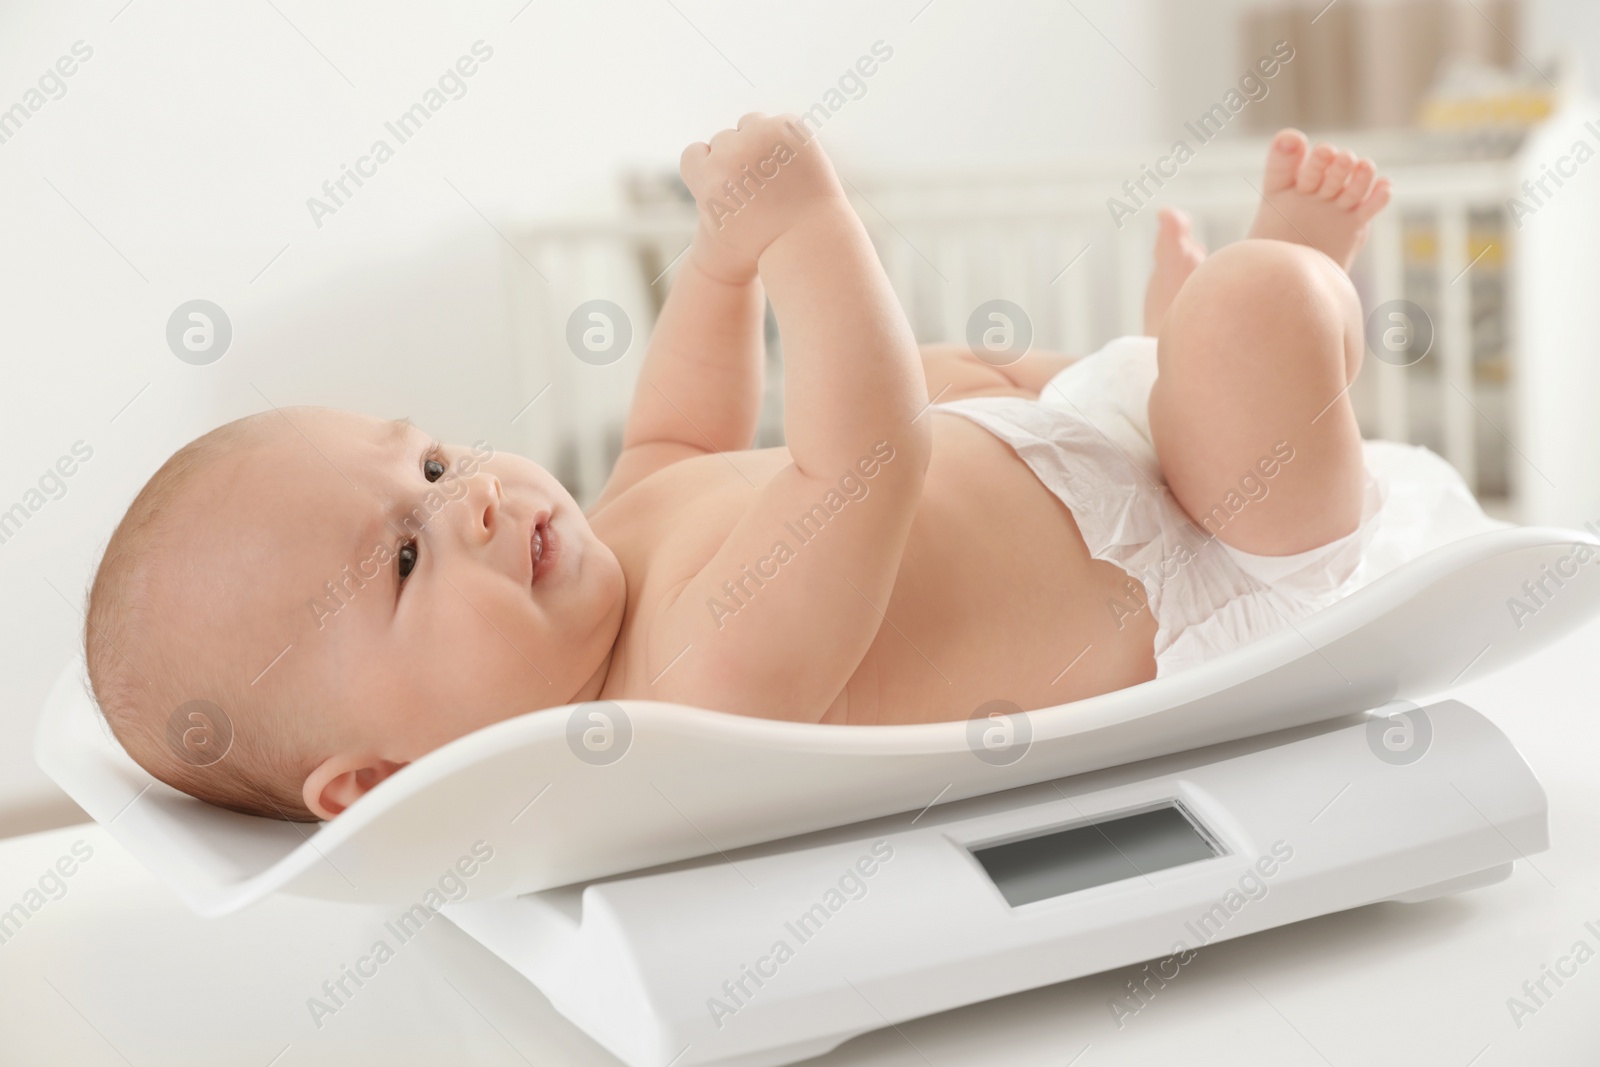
468, 474, 503, 542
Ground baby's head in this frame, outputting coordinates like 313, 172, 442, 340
85, 407, 626, 821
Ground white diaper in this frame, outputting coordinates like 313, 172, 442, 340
937, 335, 1502, 676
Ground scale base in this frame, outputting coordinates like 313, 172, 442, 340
446, 701, 1548, 1067
1384, 861, 1515, 903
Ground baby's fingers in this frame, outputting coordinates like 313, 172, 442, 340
678, 140, 711, 185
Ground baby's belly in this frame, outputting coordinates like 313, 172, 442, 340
823, 413, 1157, 725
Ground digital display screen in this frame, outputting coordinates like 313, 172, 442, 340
971, 803, 1220, 907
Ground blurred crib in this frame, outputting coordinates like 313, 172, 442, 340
504, 106, 1600, 527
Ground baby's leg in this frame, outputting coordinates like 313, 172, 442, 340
1148, 238, 1365, 556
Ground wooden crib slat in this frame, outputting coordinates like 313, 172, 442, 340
998, 228, 1029, 312
1057, 228, 1093, 355
1368, 211, 1409, 443
1118, 217, 1149, 338
536, 238, 575, 493
1436, 205, 1477, 493
573, 239, 613, 505
941, 234, 970, 348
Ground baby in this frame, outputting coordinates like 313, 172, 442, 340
85, 116, 1392, 822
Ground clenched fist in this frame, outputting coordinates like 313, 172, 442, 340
680, 113, 847, 278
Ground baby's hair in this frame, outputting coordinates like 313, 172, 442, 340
84, 413, 320, 822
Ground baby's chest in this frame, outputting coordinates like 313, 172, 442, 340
610, 447, 792, 578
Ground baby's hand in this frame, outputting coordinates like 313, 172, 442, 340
679, 113, 846, 270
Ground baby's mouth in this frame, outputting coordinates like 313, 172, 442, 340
530, 512, 558, 585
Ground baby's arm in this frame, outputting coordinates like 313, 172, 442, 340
589, 222, 767, 512
651, 114, 933, 721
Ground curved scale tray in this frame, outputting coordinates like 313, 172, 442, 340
35, 525, 1600, 916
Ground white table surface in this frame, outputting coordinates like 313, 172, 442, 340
4, 614, 1599, 1067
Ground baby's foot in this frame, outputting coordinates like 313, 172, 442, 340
1144, 207, 1207, 336
1248, 129, 1392, 272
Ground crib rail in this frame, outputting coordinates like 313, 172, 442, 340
506, 135, 1566, 520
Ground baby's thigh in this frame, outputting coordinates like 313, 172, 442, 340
1147, 240, 1365, 556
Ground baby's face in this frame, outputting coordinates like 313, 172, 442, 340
183, 408, 626, 818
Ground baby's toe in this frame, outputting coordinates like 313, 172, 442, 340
1296, 143, 1338, 195
1318, 150, 1356, 200
1355, 176, 1393, 222
1337, 159, 1377, 210
1263, 129, 1309, 193
1157, 206, 1192, 239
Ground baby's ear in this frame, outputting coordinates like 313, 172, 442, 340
302, 754, 408, 820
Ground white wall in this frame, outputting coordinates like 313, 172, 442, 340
1533, 0, 1600, 89
0, 0, 1161, 831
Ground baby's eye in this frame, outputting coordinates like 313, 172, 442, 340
424, 453, 446, 482
397, 541, 419, 581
